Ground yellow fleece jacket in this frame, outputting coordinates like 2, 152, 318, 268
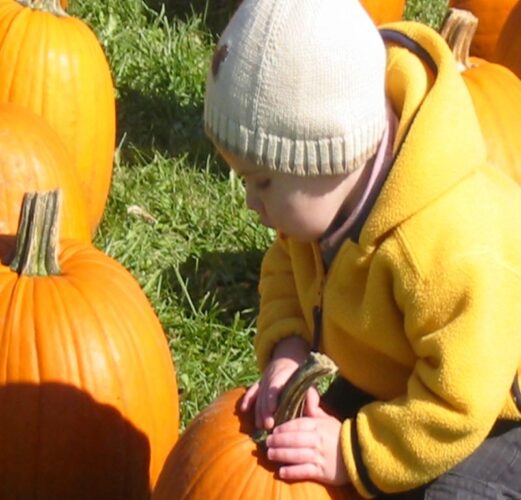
254, 21, 521, 497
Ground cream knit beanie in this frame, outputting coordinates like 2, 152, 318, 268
204, 0, 388, 176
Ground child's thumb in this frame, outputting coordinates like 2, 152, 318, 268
304, 387, 325, 416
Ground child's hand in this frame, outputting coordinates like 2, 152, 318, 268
265, 407, 349, 486
240, 356, 301, 430
240, 336, 310, 430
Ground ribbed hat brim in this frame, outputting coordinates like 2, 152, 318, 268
205, 102, 386, 176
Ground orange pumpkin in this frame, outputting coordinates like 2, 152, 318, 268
360, 0, 405, 24
494, 0, 521, 78
0, 0, 116, 234
153, 353, 360, 500
0, 103, 90, 242
0, 191, 179, 498
441, 8, 521, 185
447, 0, 517, 59
153, 387, 362, 500
217, 0, 404, 27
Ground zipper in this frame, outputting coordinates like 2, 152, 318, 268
311, 304, 322, 352
311, 242, 327, 353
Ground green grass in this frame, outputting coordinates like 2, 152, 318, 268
68, 0, 447, 430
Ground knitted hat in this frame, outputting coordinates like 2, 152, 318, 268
204, 0, 388, 176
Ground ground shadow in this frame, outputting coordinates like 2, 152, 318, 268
116, 87, 232, 178
0, 382, 151, 499
166, 248, 265, 324
110, 1, 243, 166
0, 234, 15, 265
145, 0, 242, 36
116, 86, 212, 165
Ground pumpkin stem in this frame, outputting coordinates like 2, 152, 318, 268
253, 352, 338, 445
10, 191, 62, 277
440, 8, 478, 71
20, 0, 67, 17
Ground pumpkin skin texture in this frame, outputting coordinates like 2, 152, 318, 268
441, 9, 521, 186
460, 65, 521, 185
494, 0, 521, 78
0, 0, 116, 234
202, 0, 404, 29
0, 104, 90, 242
360, 0, 405, 25
152, 387, 362, 500
0, 192, 179, 498
447, 0, 517, 59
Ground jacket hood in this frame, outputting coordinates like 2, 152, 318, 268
361, 21, 487, 248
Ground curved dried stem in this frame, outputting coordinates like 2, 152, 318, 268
440, 7, 479, 71
253, 351, 338, 446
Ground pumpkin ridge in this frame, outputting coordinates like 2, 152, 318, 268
494, 0, 521, 78
179, 429, 258, 497
2, 8, 32, 101
441, 7, 521, 186
45, 277, 82, 383
0, 2, 22, 51
59, 16, 116, 230
204, 441, 262, 499
236, 456, 274, 499
62, 257, 178, 484
6, 278, 30, 379
56, 272, 127, 398
28, 11, 46, 111
49, 260, 176, 487
0, 276, 18, 380
46, 276, 95, 387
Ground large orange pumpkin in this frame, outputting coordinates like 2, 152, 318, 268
153, 387, 362, 500
0, 191, 179, 498
494, 0, 521, 78
360, 0, 405, 25
447, 0, 517, 59
153, 353, 361, 500
0, 0, 116, 234
0, 103, 90, 242
441, 8, 521, 185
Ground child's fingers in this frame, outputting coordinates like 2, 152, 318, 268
263, 414, 275, 430
267, 445, 317, 465
272, 416, 317, 433
266, 384, 280, 414
240, 382, 259, 412
278, 463, 321, 482
255, 359, 302, 430
304, 387, 321, 416
266, 429, 318, 449
257, 383, 278, 429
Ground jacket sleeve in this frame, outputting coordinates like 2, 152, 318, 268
254, 236, 311, 370
341, 246, 521, 497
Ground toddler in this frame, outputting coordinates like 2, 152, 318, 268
204, 0, 521, 497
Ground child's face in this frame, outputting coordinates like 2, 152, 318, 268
219, 148, 357, 242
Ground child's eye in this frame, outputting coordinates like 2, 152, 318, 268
255, 178, 271, 190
